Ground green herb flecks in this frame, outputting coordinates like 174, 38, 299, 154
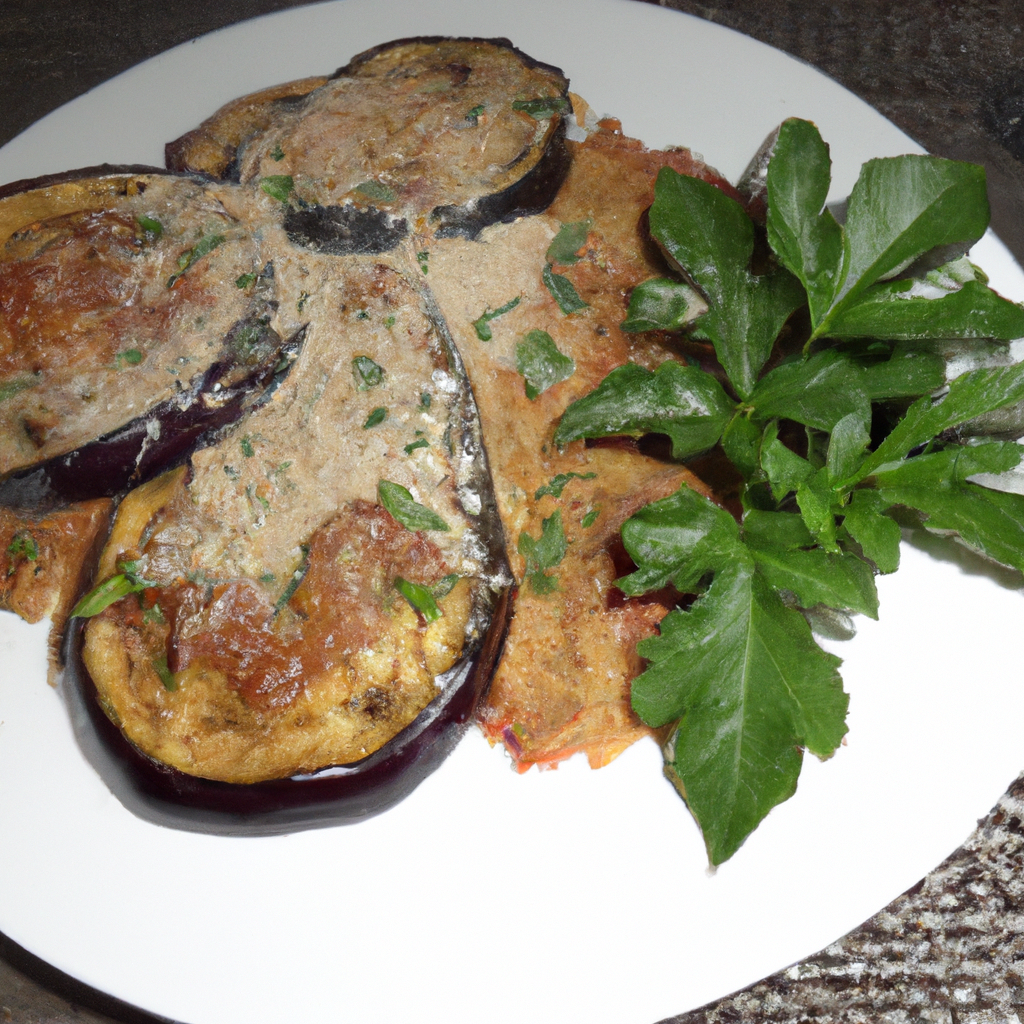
557, 117, 1024, 864
352, 355, 384, 390
581, 507, 601, 528
167, 232, 226, 287
114, 349, 143, 369
542, 262, 588, 314
275, 545, 310, 612
394, 577, 442, 623
547, 220, 592, 264
534, 472, 597, 500
404, 437, 429, 455
378, 480, 450, 532
516, 330, 575, 400
354, 180, 397, 203
152, 654, 177, 691
236, 272, 257, 289
472, 295, 521, 341
7, 531, 38, 562
517, 510, 567, 595
433, 573, 461, 598
270, 143, 285, 161
260, 175, 294, 203
512, 96, 571, 119
136, 215, 163, 239
70, 560, 158, 618
0, 375, 40, 404
416, 250, 430, 275
363, 407, 387, 429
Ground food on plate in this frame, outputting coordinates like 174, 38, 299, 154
0, 170, 304, 504
3, 37, 1024, 858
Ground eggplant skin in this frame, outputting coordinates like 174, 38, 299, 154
168, 37, 572, 238
283, 203, 409, 255
0, 323, 305, 509
60, 587, 510, 836
164, 78, 329, 180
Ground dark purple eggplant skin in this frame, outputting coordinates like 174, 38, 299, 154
60, 586, 511, 837
164, 38, 573, 238
0, 324, 306, 511
431, 117, 571, 240
284, 203, 409, 255
0, 163, 169, 201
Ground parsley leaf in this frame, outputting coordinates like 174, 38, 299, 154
517, 510, 567, 595
378, 480, 449, 532
516, 330, 574, 400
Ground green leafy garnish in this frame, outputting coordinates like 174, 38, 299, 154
433, 573, 461, 598
512, 96, 571, 119
534, 472, 596, 500
236, 272, 257, 289
517, 511, 567, 595
7, 531, 38, 570
404, 437, 429, 455
354, 180, 397, 202
260, 175, 294, 203
472, 295, 521, 341
516, 330, 575, 400
394, 577, 442, 623
70, 560, 158, 618
352, 355, 384, 390
558, 118, 1024, 864
363, 407, 387, 429
547, 220, 592, 264
378, 480, 449, 532
621, 278, 707, 332
152, 654, 177, 692
0, 375, 40, 404
114, 349, 143, 369
275, 546, 310, 611
270, 143, 285, 161
136, 215, 163, 239
167, 232, 225, 287
542, 263, 588, 314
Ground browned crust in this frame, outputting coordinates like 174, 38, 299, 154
164, 76, 329, 178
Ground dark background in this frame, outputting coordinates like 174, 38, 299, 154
2, 1, 1024, 1021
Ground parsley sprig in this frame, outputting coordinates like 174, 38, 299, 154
555, 118, 1024, 864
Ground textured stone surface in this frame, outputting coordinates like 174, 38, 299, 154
2, 1, 1023, 1021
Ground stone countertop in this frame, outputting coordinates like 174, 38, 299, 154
1, 1, 1023, 1021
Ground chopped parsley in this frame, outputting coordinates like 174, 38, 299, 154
352, 355, 384, 390
363, 406, 387, 429
472, 295, 521, 341
515, 330, 575, 400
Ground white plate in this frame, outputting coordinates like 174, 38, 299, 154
2, 2, 1023, 1022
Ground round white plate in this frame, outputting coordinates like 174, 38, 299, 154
2, 2, 1023, 1022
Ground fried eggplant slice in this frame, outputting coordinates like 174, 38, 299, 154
165, 77, 331, 179
419, 124, 735, 770
0, 169, 301, 503
175, 38, 571, 245
67, 252, 509, 832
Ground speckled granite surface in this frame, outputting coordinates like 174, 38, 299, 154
1, 2, 1023, 1021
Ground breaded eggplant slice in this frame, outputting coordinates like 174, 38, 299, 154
67, 252, 509, 833
0, 169, 302, 503
165, 76, 331, 180
173, 37, 571, 247
419, 123, 737, 770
